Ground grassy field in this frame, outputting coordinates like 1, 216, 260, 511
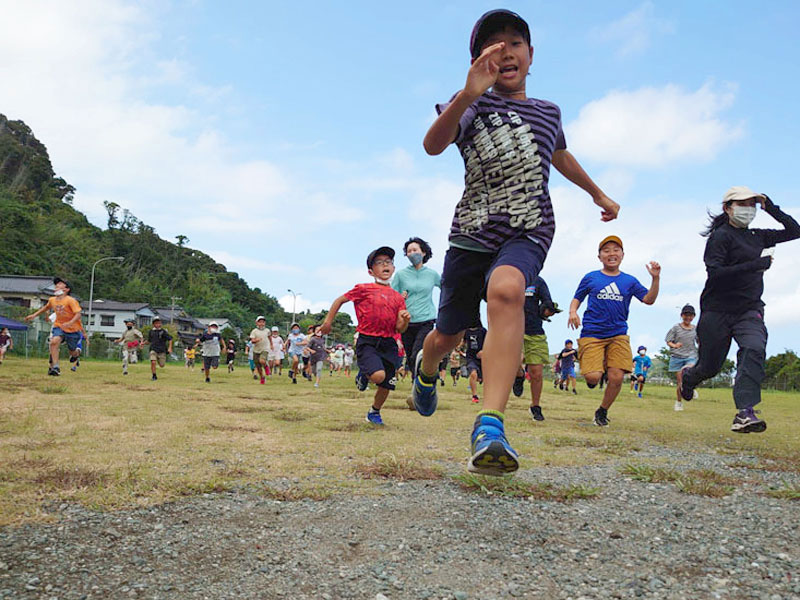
1, 358, 798, 525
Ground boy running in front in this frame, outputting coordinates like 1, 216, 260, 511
321, 247, 411, 425
24, 277, 84, 376
142, 316, 172, 381
568, 235, 660, 426
414, 9, 618, 475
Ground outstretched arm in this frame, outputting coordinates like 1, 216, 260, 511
642, 262, 661, 305
423, 42, 505, 155
762, 196, 800, 245
552, 149, 619, 222
320, 296, 349, 335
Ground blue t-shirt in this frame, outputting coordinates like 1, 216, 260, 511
391, 265, 441, 323
574, 271, 648, 339
633, 355, 652, 375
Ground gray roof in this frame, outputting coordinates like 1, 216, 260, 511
0, 275, 56, 295
79, 300, 151, 312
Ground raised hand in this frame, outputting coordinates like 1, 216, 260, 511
646, 261, 661, 277
464, 42, 505, 99
594, 193, 620, 222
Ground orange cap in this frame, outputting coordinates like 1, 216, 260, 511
598, 235, 623, 251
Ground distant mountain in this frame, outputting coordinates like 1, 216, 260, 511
0, 113, 289, 329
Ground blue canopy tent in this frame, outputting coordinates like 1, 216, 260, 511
0, 315, 29, 358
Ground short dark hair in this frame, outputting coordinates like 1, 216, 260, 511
403, 237, 433, 263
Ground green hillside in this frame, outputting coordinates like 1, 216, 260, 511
0, 113, 292, 329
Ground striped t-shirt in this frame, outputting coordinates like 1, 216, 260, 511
436, 92, 566, 252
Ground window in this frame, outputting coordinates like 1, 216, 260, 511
100, 315, 115, 327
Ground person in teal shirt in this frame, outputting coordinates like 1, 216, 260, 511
392, 237, 441, 386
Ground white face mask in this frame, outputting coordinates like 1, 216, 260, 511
374, 276, 391, 285
639, 350, 646, 356
53, 289, 64, 296
729, 205, 756, 228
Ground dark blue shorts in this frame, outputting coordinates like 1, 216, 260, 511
52, 327, 84, 352
466, 358, 482, 380
436, 238, 546, 335
356, 334, 398, 390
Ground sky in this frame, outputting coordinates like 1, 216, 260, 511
2, 0, 799, 357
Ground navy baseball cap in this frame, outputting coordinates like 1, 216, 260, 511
564, 339, 573, 345
470, 9, 531, 59
681, 304, 696, 315
366, 246, 395, 268
638, 345, 647, 352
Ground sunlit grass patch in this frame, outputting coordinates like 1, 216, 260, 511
273, 409, 311, 422
620, 464, 681, 483
621, 464, 736, 497
675, 476, 733, 498
454, 473, 599, 501
355, 453, 444, 481
764, 482, 800, 500
260, 483, 334, 501
38, 384, 68, 394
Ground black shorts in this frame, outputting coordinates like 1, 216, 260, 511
466, 358, 482, 380
356, 334, 398, 391
204, 356, 219, 369
450, 366, 460, 377
226, 353, 235, 363
438, 356, 449, 371
302, 356, 310, 366
437, 238, 546, 335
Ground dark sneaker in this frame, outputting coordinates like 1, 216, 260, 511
468, 414, 519, 476
529, 405, 544, 422
288, 370, 293, 379
365, 410, 384, 426
253, 374, 258, 380
69, 355, 78, 363
679, 366, 695, 401
593, 407, 609, 427
512, 376, 524, 397
355, 371, 369, 392
292, 378, 297, 384
205, 377, 210, 383
572, 389, 577, 395
152, 373, 157, 381
48, 366, 60, 376
731, 407, 767, 433
411, 351, 438, 417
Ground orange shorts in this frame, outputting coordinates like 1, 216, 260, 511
577, 335, 632, 374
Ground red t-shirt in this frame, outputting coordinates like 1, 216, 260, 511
344, 283, 406, 338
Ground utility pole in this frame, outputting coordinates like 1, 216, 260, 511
169, 296, 182, 324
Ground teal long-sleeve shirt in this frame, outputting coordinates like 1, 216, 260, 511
391, 265, 441, 323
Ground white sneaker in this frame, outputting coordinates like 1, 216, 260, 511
692, 390, 699, 400
674, 401, 684, 411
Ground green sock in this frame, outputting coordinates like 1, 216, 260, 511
419, 369, 438, 384
477, 409, 504, 421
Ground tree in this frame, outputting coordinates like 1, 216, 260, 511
175, 235, 189, 248
103, 200, 120, 229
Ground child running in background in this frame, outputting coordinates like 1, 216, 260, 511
307, 325, 328, 388
285, 323, 306, 384
185, 346, 196, 371
552, 355, 562, 390
196, 321, 225, 383
0, 327, 13, 364
414, 9, 619, 475
630, 346, 652, 398
268, 326, 284, 377
115, 318, 143, 376
464, 324, 486, 404
343, 343, 354, 377
523, 275, 560, 421
557, 340, 578, 394
249, 316, 270, 384
568, 235, 660, 426
246, 339, 256, 379
321, 246, 411, 425
666, 304, 698, 411
142, 316, 172, 381
226, 338, 237, 373
449, 343, 465, 386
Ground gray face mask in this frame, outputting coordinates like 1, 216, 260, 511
730, 205, 756, 228
408, 252, 424, 266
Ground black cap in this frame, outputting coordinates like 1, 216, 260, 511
53, 277, 71, 291
470, 9, 531, 59
681, 304, 696, 315
366, 246, 395, 269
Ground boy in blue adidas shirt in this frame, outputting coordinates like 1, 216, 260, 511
568, 235, 660, 426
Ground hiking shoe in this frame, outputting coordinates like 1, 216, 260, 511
679, 366, 695, 401
365, 410, 384, 426
731, 407, 767, 433
152, 373, 157, 381
593, 407, 609, 427
674, 401, 684, 411
529, 405, 544, 422
468, 414, 519, 476
355, 371, 369, 392
471, 395, 480, 404
512, 376, 524, 397
411, 351, 438, 417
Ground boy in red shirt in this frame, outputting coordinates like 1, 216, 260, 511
321, 246, 411, 425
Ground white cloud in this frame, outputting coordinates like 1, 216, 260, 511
277, 294, 330, 317
592, 1, 675, 58
566, 82, 744, 167
207, 251, 301, 274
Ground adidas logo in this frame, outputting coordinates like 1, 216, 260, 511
597, 282, 624, 301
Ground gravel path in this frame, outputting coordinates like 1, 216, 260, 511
1, 444, 798, 600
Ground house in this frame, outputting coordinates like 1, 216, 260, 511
196, 317, 241, 337
0, 275, 58, 339
152, 306, 206, 345
78, 300, 157, 339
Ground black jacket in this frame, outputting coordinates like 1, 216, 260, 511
700, 198, 800, 313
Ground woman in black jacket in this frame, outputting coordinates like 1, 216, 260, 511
680, 186, 800, 432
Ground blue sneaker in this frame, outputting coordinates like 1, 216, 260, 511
365, 410, 384, 426
355, 371, 369, 392
634, 382, 638, 391
467, 414, 519, 476
637, 392, 642, 398
731, 407, 766, 433
411, 350, 438, 417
